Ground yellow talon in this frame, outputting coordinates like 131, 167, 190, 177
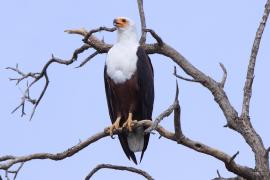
123, 113, 133, 132
108, 117, 121, 137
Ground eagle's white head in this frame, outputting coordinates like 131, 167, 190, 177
113, 17, 138, 43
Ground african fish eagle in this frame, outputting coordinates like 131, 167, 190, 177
104, 17, 154, 164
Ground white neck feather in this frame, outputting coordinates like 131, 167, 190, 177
117, 27, 138, 45
106, 27, 139, 84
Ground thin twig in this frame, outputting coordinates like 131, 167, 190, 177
85, 164, 154, 180
229, 151, 240, 164
173, 66, 200, 83
241, 0, 270, 118
82, 27, 116, 44
173, 81, 182, 141
29, 72, 49, 120
76, 51, 99, 68
143, 28, 163, 46
219, 63, 227, 88
5, 163, 24, 180
137, 0, 147, 45
217, 170, 222, 178
72, 44, 91, 60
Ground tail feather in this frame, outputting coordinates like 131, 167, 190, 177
140, 133, 150, 162
118, 134, 138, 164
127, 127, 144, 152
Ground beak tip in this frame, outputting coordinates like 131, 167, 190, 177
113, 19, 117, 27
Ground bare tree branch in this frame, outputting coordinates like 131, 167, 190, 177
239, 0, 270, 177
213, 170, 245, 180
143, 28, 163, 46
229, 151, 240, 165
137, 0, 147, 45
64, 28, 88, 36
217, 170, 222, 178
0, 120, 171, 171
75, 51, 99, 68
85, 164, 154, 180
5, 163, 24, 180
241, 0, 270, 118
173, 81, 182, 141
7, 43, 91, 120
219, 63, 227, 88
173, 66, 200, 83
0, 117, 255, 179
213, 177, 245, 180
82, 26, 116, 44
0, 156, 15, 163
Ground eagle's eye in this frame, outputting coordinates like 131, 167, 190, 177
122, 19, 127, 23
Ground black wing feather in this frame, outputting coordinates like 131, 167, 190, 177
136, 46, 154, 162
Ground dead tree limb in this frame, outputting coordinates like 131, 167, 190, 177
219, 63, 227, 88
4, 163, 24, 180
85, 164, 154, 180
137, 0, 147, 45
0, 119, 254, 179
7, 44, 90, 120
173, 66, 200, 83
241, 0, 270, 118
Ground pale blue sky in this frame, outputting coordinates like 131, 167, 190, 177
0, 0, 269, 179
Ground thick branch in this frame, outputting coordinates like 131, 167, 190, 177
85, 164, 154, 180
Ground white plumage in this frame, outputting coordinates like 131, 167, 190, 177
106, 18, 139, 84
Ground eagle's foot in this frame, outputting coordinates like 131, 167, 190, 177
107, 116, 121, 138
123, 112, 133, 132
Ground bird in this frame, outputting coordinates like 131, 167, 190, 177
104, 17, 154, 164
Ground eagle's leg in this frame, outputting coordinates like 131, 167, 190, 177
108, 116, 121, 137
123, 112, 133, 132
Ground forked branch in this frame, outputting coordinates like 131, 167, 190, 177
7, 44, 91, 120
